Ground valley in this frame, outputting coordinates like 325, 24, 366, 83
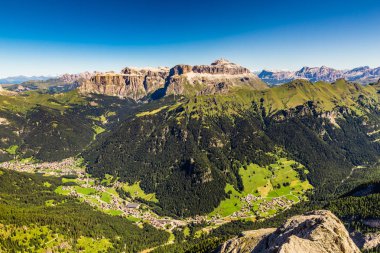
0, 60, 379, 252
0, 153, 312, 236
2, 0, 380, 251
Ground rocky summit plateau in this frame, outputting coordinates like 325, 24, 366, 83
78, 59, 267, 100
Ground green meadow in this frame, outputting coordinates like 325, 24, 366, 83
210, 157, 313, 218
121, 181, 158, 203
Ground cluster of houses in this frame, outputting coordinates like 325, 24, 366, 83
209, 193, 296, 222
1, 157, 299, 232
258, 196, 293, 214
186, 215, 207, 225
63, 178, 187, 231
0, 158, 83, 177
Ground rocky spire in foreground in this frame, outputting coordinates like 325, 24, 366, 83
216, 210, 361, 253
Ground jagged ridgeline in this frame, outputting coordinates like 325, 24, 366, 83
83, 78, 380, 217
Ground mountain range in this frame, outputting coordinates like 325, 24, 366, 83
0, 59, 379, 252
79, 59, 267, 99
0, 75, 53, 85
4, 62, 380, 90
259, 66, 380, 85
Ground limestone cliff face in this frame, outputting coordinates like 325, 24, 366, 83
79, 67, 169, 100
79, 59, 267, 99
166, 59, 267, 95
79, 73, 130, 98
121, 67, 169, 95
216, 210, 360, 253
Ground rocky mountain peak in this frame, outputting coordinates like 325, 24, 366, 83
79, 60, 267, 99
211, 58, 237, 67
216, 210, 360, 253
60, 71, 95, 84
192, 60, 251, 75
122, 66, 169, 75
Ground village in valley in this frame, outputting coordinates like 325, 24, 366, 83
0, 155, 313, 234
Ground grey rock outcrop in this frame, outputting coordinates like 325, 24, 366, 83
216, 210, 361, 253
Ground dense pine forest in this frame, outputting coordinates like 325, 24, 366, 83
0, 169, 169, 252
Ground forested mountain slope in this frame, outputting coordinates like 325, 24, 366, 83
0, 90, 137, 162
83, 79, 380, 217
0, 169, 169, 252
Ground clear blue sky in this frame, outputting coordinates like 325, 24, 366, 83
0, 0, 380, 77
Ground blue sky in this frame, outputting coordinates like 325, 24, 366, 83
0, 0, 380, 77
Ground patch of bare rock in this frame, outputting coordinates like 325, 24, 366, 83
215, 210, 361, 253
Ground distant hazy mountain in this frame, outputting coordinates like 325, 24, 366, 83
2, 72, 96, 93
0, 75, 54, 85
259, 66, 380, 85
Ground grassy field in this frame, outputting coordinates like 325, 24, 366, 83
209, 184, 242, 217
92, 124, 106, 139
136, 105, 169, 117
210, 157, 313, 218
45, 199, 56, 207
105, 209, 123, 216
101, 174, 114, 186
172, 79, 379, 120
55, 177, 129, 219
74, 186, 96, 195
76, 236, 113, 253
5, 145, 18, 155
62, 178, 79, 184
101, 192, 112, 203
54, 186, 71, 195
0, 90, 86, 114
121, 181, 158, 203
43, 181, 52, 188
0, 224, 70, 252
